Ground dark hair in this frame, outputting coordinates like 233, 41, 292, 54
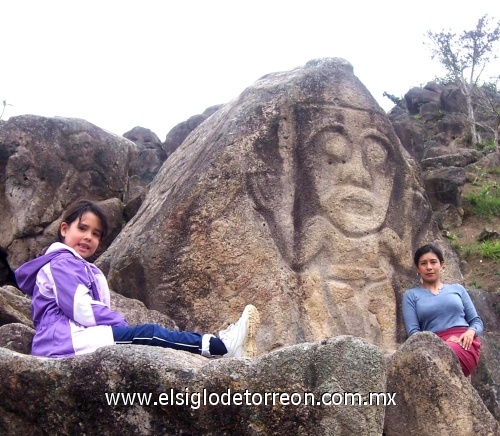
413, 243, 444, 266
58, 199, 109, 242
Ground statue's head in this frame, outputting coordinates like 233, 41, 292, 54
296, 105, 398, 236
289, 58, 405, 237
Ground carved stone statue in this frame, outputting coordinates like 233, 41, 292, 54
100, 58, 460, 353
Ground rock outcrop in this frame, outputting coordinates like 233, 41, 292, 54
469, 289, 500, 421
388, 82, 497, 230
385, 332, 499, 435
98, 58, 462, 354
0, 116, 135, 271
0, 335, 386, 435
162, 105, 223, 158
0, 285, 32, 327
122, 126, 167, 217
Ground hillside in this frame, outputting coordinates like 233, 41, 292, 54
453, 167, 500, 292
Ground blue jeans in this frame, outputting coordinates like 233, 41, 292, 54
112, 324, 203, 354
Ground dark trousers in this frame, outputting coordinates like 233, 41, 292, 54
112, 324, 203, 354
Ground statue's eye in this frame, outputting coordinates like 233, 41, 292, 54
363, 138, 387, 166
314, 130, 349, 163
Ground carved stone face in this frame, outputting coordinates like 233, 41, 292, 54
300, 106, 396, 236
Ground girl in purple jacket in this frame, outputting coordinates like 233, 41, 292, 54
15, 199, 260, 359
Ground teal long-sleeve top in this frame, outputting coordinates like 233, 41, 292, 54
402, 283, 483, 337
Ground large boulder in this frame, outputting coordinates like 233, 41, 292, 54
384, 332, 499, 435
98, 58, 462, 354
0, 116, 135, 273
423, 167, 467, 229
0, 323, 34, 354
388, 105, 427, 160
423, 167, 466, 210
421, 149, 484, 171
404, 85, 442, 115
109, 290, 178, 330
0, 335, 386, 435
162, 105, 224, 158
0, 285, 32, 327
469, 289, 500, 420
122, 126, 167, 211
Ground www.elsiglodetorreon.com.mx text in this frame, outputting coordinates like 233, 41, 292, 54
105, 389, 396, 410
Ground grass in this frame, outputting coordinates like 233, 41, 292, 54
463, 182, 500, 219
476, 138, 498, 152
469, 278, 482, 289
464, 241, 500, 261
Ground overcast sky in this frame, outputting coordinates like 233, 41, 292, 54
2, 0, 500, 140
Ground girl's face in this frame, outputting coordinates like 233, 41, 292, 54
60, 212, 102, 259
416, 251, 444, 285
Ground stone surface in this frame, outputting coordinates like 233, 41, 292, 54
434, 204, 463, 230
421, 149, 484, 170
0, 322, 34, 354
98, 58, 462, 354
162, 105, 223, 157
404, 86, 441, 115
123, 126, 163, 152
0, 335, 386, 435
423, 167, 466, 210
387, 105, 427, 160
384, 332, 499, 435
0, 115, 135, 272
0, 285, 32, 327
466, 151, 500, 172
469, 289, 500, 420
123, 126, 167, 209
110, 290, 178, 331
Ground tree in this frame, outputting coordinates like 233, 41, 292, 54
426, 15, 500, 145
0, 100, 12, 120
475, 80, 500, 152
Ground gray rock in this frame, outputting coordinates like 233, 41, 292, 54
384, 332, 499, 435
0, 335, 386, 435
424, 167, 466, 210
0, 115, 135, 271
162, 104, 224, 157
421, 149, 484, 170
469, 289, 500, 420
110, 290, 178, 331
0, 285, 32, 327
123, 126, 167, 211
434, 204, 463, 230
404, 87, 441, 115
478, 228, 500, 242
0, 322, 34, 354
123, 126, 163, 151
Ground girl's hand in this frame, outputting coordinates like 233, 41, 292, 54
458, 329, 476, 350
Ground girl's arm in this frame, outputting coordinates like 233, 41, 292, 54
402, 291, 421, 336
50, 257, 127, 327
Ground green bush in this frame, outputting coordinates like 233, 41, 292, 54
465, 241, 500, 261
477, 138, 497, 151
463, 182, 500, 219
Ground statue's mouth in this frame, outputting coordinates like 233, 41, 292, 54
340, 191, 374, 215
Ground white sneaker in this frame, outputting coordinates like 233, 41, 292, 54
219, 304, 260, 358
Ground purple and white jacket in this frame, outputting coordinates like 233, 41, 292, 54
15, 242, 128, 358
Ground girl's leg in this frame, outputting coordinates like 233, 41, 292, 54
111, 304, 260, 358
112, 324, 211, 355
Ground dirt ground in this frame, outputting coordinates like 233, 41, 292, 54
448, 169, 500, 293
